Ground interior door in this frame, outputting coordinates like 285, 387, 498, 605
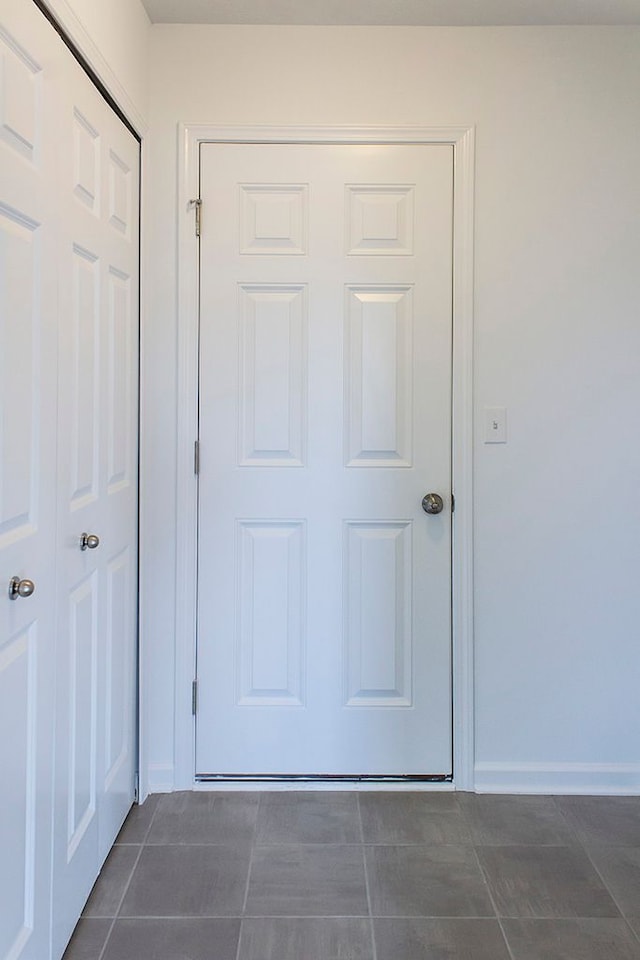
196, 142, 453, 778
51, 32, 140, 958
0, 5, 59, 959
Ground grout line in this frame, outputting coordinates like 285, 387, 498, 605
111, 913, 374, 920
581, 845, 632, 923
96, 796, 162, 960
95, 845, 145, 960
95, 916, 118, 960
626, 918, 640, 945
552, 796, 634, 925
550, 796, 586, 846
141, 795, 162, 843
469, 846, 516, 960
85, 912, 640, 921
357, 794, 378, 960
235, 793, 261, 960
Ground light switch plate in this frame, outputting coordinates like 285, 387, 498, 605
484, 406, 507, 443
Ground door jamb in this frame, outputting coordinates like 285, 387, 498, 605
175, 125, 475, 791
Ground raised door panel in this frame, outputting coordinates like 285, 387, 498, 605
236, 521, 306, 707
0, 626, 38, 960
65, 573, 99, 860
0, 208, 40, 542
69, 245, 100, 509
343, 521, 412, 708
344, 285, 413, 467
238, 284, 307, 466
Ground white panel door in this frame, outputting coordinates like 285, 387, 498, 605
51, 35, 140, 958
197, 143, 453, 777
0, 5, 59, 959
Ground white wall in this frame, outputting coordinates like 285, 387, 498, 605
144, 24, 640, 793
42, 0, 150, 128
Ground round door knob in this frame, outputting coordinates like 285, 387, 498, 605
80, 533, 100, 551
8, 577, 36, 600
422, 493, 444, 515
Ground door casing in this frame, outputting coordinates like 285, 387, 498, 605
173, 124, 475, 792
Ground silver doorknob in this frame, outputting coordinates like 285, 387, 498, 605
422, 493, 444, 515
8, 577, 36, 600
80, 533, 100, 551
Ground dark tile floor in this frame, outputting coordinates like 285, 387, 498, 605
62, 791, 640, 959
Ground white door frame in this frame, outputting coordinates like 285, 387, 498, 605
174, 124, 475, 791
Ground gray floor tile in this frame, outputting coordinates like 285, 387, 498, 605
587, 847, 640, 917
82, 845, 140, 918
360, 793, 471, 845
365, 844, 494, 918
115, 795, 160, 844
556, 797, 640, 846
102, 918, 241, 960
459, 794, 577, 845
245, 845, 368, 916
238, 918, 373, 959
374, 918, 511, 959
502, 918, 640, 959
628, 918, 640, 939
147, 791, 258, 844
477, 845, 620, 918
62, 918, 112, 960
256, 792, 361, 844
119, 844, 251, 917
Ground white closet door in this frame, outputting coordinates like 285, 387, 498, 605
0, 6, 59, 960
51, 43, 140, 957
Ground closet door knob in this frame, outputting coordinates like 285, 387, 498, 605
80, 533, 100, 551
8, 577, 36, 600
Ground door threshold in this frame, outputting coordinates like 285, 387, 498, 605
195, 773, 452, 783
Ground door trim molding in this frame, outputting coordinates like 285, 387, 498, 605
175, 124, 475, 791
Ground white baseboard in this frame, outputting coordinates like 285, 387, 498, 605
146, 763, 174, 795
145, 760, 640, 796
474, 761, 640, 795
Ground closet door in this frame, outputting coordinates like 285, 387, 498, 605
51, 29, 140, 959
0, 6, 60, 959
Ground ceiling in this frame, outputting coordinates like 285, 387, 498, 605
141, 0, 640, 25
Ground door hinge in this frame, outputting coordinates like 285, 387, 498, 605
194, 440, 200, 475
189, 198, 202, 238
133, 771, 140, 804
451, 493, 455, 513
192, 679, 198, 715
